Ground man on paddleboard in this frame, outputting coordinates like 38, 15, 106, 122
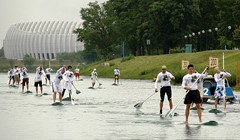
214, 67, 231, 112
155, 65, 175, 115
52, 66, 66, 103
182, 64, 205, 124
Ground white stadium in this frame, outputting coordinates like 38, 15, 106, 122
3, 21, 84, 60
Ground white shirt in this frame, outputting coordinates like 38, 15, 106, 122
52, 67, 65, 84
155, 71, 174, 88
34, 67, 45, 82
75, 68, 80, 74
196, 72, 208, 89
182, 73, 202, 90
8, 69, 13, 78
91, 71, 98, 80
64, 70, 74, 82
14, 68, 20, 76
21, 68, 29, 78
114, 69, 120, 76
214, 72, 231, 87
45, 68, 53, 75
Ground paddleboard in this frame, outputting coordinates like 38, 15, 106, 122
208, 109, 223, 113
190, 121, 218, 126
62, 97, 71, 101
112, 83, 118, 86
88, 87, 95, 89
51, 102, 64, 106
190, 106, 205, 110
42, 93, 49, 95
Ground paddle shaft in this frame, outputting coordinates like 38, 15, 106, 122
167, 66, 209, 117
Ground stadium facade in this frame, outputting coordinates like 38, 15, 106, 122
3, 21, 84, 60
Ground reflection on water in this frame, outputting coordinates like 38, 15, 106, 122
0, 73, 240, 140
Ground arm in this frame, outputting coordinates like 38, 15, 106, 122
224, 71, 231, 77
214, 74, 222, 82
154, 74, 160, 92
168, 72, 175, 80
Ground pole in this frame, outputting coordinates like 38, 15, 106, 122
223, 52, 224, 70
122, 41, 125, 61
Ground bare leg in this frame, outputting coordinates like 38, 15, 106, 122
224, 98, 227, 112
26, 83, 29, 91
169, 100, 173, 109
22, 85, 24, 93
53, 92, 56, 103
40, 87, 42, 94
36, 87, 38, 95
185, 104, 191, 124
214, 98, 218, 110
196, 103, 202, 123
59, 92, 62, 102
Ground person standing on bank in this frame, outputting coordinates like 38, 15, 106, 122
214, 67, 231, 112
155, 65, 175, 115
182, 64, 205, 124
114, 66, 120, 85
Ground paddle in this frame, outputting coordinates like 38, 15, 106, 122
96, 78, 102, 87
166, 66, 209, 117
71, 83, 81, 94
134, 92, 156, 109
222, 52, 226, 112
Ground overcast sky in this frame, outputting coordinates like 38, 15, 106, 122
0, 0, 107, 49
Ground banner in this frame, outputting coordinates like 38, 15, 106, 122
209, 57, 218, 68
182, 60, 189, 70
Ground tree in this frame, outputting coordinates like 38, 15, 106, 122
74, 2, 119, 60
22, 54, 35, 69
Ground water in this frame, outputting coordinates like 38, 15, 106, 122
0, 73, 240, 140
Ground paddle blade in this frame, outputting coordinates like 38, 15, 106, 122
76, 90, 81, 94
134, 102, 143, 109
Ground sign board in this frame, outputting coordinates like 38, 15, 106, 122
182, 60, 189, 70
185, 44, 192, 53
209, 57, 218, 68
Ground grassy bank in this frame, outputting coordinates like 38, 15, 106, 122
80, 50, 240, 87
1, 50, 240, 87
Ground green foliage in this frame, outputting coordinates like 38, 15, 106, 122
0, 47, 5, 59
74, 0, 240, 62
22, 54, 35, 68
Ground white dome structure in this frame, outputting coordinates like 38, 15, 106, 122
3, 21, 84, 60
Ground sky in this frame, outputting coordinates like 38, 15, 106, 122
0, 0, 107, 48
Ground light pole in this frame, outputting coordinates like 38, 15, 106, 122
208, 29, 212, 50
202, 30, 205, 50
214, 27, 218, 50
225, 26, 232, 50
198, 32, 201, 51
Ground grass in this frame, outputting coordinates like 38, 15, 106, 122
80, 50, 240, 87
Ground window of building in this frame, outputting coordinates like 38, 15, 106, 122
51, 53, 55, 59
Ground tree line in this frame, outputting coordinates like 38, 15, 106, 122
74, 0, 240, 61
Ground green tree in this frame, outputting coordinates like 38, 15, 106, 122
22, 54, 35, 69
74, 2, 119, 60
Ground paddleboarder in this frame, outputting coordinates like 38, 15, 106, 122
113, 66, 120, 85
20, 67, 29, 93
13, 66, 20, 87
75, 66, 80, 81
90, 68, 98, 88
214, 67, 231, 112
62, 66, 74, 98
7, 68, 14, 85
182, 64, 204, 124
154, 65, 175, 115
45, 66, 53, 85
52, 66, 66, 103
34, 66, 46, 96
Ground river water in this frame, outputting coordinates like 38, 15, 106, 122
0, 73, 240, 140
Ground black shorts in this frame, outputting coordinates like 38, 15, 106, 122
46, 74, 50, 81
34, 81, 42, 87
184, 90, 202, 104
22, 78, 29, 86
160, 86, 172, 102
